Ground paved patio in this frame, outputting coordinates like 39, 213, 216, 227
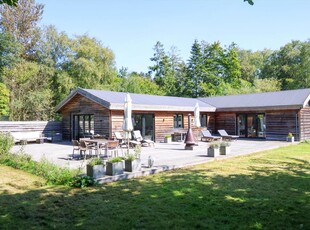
12, 139, 294, 183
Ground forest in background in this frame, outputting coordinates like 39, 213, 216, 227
1, 0, 310, 121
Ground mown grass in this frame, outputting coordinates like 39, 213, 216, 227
0, 143, 309, 229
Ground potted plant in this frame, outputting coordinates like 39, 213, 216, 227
287, 133, 294, 142
164, 134, 172, 143
207, 142, 220, 157
125, 153, 142, 172
86, 158, 105, 179
106, 157, 124, 176
220, 141, 231, 155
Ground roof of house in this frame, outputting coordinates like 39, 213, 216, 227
56, 87, 310, 113
199, 88, 310, 111
55, 88, 216, 112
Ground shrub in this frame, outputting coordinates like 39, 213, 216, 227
87, 157, 104, 166
220, 141, 231, 147
209, 142, 220, 149
108, 156, 123, 163
70, 175, 97, 188
287, 132, 293, 137
0, 132, 14, 155
126, 153, 137, 161
0, 150, 78, 186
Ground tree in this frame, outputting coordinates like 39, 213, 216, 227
0, 0, 43, 60
63, 34, 117, 89
261, 40, 310, 90
0, 32, 21, 75
0, 82, 9, 117
238, 48, 272, 83
186, 40, 205, 97
0, 0, 18, 6
2, 60, 54, 120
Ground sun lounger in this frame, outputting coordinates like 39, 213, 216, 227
132, 130, 155, 147
201, 130, 222, 142
218, 129, 239, 141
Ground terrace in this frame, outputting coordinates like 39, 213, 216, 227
12, 140, 293, 183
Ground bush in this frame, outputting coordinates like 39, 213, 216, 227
70, 175, 97, 188
87, 157, 104, 166
108, 156, 123, 163
0, 132, 14, 155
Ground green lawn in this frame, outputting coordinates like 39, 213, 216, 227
1, 143, 309, 229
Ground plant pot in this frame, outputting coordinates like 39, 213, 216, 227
220, 146, 231, 155
286, 136, 294, 142
106, 161, 124, 176
86, 164, 106, 179
125, 159, 141, 172
207, 147, 219, 157
164, 137, 171, 143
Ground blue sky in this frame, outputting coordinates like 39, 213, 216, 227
36, 0, 310, 73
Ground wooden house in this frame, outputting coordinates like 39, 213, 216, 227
55, 88, 216, 142
56, 88, 310, 142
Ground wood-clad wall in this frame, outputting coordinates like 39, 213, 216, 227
214, 112, 236, 135
110, 111, 215, 142
299, 107, 310, 141
59, 95, 110, 140
265, 110, 299, 141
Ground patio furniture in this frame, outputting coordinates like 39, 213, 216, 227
132, 130, 155, 147
72, 140, 80, 158
114, 131, 127, 147
218, 129, 239, 141
84, 138, 108, 157
79, 140, 97, 159
201, 130, 222, 142
104, 140, 120, 158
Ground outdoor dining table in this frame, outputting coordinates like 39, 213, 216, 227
83, 138, 108, 158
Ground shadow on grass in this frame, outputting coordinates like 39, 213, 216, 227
0, 157, 309, 229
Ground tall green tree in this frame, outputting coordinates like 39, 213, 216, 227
36, 25, 74, 105
0, 82, 9, 117
262, 40, 310, 90
0, 0, 43, 60
0, 32, 21, 75
63, 34, 117, 89
2, 60, 53, 120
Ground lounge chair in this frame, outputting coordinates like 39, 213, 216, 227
201, 130, 222, 142
114, 131, 141, 148
132, 130, 155, 147
218, 129, 239, 141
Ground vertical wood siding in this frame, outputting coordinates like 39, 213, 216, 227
59, 95, 110, 140
265, 110, 299, 141
299, 107, 310, 141
214, 112, 237, 135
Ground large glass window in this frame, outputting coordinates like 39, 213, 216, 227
200, 114, 207, 127
237, 113, 265, 138
73, 114, 94, 140
174, 114, 183, 128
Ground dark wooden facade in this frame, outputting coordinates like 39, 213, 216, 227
58, 93, 310, 142
60, 94, 110, 140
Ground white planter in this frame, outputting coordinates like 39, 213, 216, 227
220, 146, 231, 155
125, 159, 141, 172
207, 148, 220, 157
286, 136, 294, 142
164, 137, 172, 143
86, 164, 106, 179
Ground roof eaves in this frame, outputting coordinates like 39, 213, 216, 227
215, 104, 303, 112
55, 88, 112, 112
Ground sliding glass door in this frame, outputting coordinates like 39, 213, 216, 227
132, 114, 154, 141
72, 114, 94, 140
237, 113, 266, 138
